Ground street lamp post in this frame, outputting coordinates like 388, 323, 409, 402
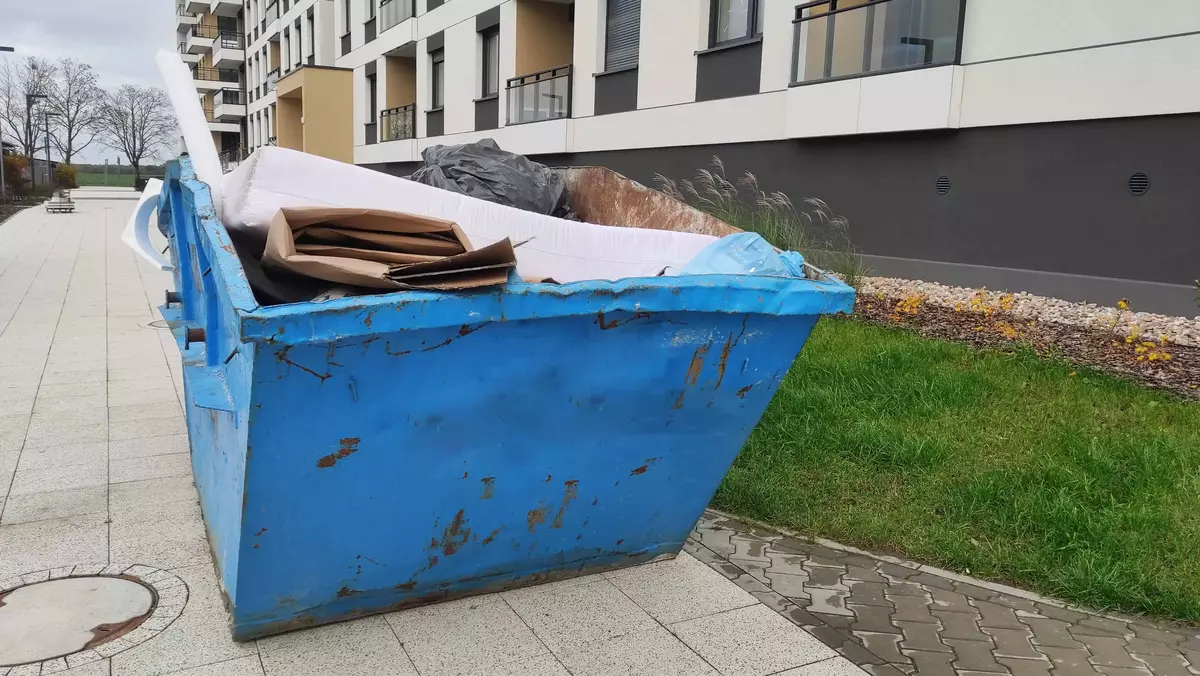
26, 93, 47, 188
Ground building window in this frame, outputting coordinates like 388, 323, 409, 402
307, 13, 315, 57
365, 0, 376, 20
604, 0, 640, 71
295, 19, 303, 65
343, 0, 352, 32
480, 28, 499, 97
710, 0, 764, 46
430, 48, 445, 109
366, 72, 378, 121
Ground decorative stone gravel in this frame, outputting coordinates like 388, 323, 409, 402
0, 564, 188, 673
860, 277, 1200, 348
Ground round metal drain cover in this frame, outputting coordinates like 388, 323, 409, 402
0, 576, 154, 666
147, 319, 170, 329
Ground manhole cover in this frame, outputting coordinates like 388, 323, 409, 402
147, 319, 170, 329
0, 565, 187, 669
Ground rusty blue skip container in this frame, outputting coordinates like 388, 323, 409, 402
157, 157, 855, 641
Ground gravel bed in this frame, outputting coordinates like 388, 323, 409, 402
861, 276, 1200, 348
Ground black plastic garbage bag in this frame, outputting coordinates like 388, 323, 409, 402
408, 138, 578, 220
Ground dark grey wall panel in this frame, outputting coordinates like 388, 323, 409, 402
594, 68, 638, 116
695, 40, 762, 102
427, 31, 444, 52
427, 0, 444, 9
477, 6, 500, 30
367, 114, 1200, 293
425, 110, 444, 137
475, 97, 499, 131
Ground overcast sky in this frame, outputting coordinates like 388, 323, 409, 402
2, 0, 176, 163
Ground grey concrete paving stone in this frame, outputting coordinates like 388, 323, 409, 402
110, 452, 191, 483
156, 655, 266, 676
503, 576, 659, 654
257, 615, 417, 676
108, 434, 190, 461
0, 512, 108, 580
16, 442, 107, 471
108, 475, 198, 511
7, 460, 107, 496
780, 657, 889, 676
605, 551, 758, 624
464, 653, 570, 676
556, 623, 719, 676
109, 416, 187, 441
384, 595, 546, 676
671, 604, 838, 676
0, 485, 107, 524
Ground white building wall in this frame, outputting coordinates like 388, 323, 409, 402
758, 0, 794, 93
636, 0, 703, 108
416, 37, 430, 137
570, 0, 602, 118
443, 20, 478, 135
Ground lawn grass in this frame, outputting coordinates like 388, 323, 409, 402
76, 172, 134, 187
716, 317, 1200, 623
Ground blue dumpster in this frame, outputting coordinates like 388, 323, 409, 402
157, 157, 855, 640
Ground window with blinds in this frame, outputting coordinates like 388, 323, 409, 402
604, 0, 641, 71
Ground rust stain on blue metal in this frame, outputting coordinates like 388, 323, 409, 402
316, 438, 360, 468
480, 477, 495, 499
595, 310, 651, 330
440, 509, 470, 555
551, 480, 579, 529
526, 506, 547, 533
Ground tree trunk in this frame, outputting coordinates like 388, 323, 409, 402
132, 162, 141, 185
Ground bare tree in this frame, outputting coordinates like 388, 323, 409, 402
0, 57, 56, 158
95, 85, 176, 185
46, 59, 103, 165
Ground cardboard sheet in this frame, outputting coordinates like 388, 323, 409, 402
222, 148, 719, 284
262, 206, 516, 291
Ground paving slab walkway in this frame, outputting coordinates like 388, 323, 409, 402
2, 198, 1195, 676
687, 513, 1200, 676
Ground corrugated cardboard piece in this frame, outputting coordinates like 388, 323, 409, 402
262, 207, 516, 290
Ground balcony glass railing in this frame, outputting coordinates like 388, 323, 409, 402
380, 104, 415, 142
194, 67, 241, 83
214, 88, 247, 106
505, 65, 571, 125
176, 3, 194, 17
191, 23, 219, 39
264, 1, 279, 26
267, 68, 280, 92
216, 31, 244, 50
792, 0, 964, 84
380, 0, 414, 32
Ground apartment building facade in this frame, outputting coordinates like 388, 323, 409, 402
176, 0, 248, 164
240, 0, 356, 161
322, 0, 1199, 315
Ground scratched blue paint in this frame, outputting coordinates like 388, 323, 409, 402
158, 156, 854, 641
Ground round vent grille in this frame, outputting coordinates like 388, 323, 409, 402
935, 176, 951, 195
1128, 172, 1150, 196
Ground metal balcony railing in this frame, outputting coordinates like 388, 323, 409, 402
380, 0, 414, 32
214, 88, 247, 106
194, 67, 241, 83
264, 1, 279, 27
202, 107, 215, 122
380, 104, 415, 142
267, 68, 280, 92
217, 31, 245, 50
505, 65, 571, 125
791, 0, 965, 84
176, 3, 195, 17
191, 23, 219, 39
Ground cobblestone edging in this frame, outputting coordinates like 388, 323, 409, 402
686, 511, 1200, 676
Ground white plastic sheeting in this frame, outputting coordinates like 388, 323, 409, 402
220, 148, 718, 284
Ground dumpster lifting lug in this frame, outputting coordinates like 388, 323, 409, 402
185, 327, 206, 350
165, 290, 182, 306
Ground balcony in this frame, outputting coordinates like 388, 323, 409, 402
263, 1, 280, 34
209, 0, 242, 16
193, 66, 241, 91
380, 0, 414, 33
178, 43, 200, 64
184, 0, 208, 14
214, 88, 248, 120
267, 68, 280, 92
186, 24, 218, 54
791, 0, 965, 85
176, 4, 199, 30
506, 65, 571, 125
380, 104, 415, 142
212, 31, 246, 68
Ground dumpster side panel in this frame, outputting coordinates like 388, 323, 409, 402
232, 309, 817, 638
161, 171, 260, 605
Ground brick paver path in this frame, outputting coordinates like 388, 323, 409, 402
687, 511, 1200, 676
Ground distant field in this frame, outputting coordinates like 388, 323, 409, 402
76, 172, 135, 187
